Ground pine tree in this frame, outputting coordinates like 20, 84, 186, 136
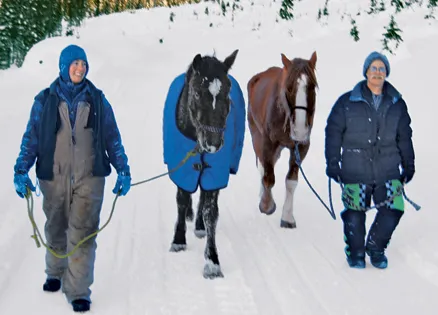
92, 0, 101, 16
279, 0, 294, 21
0, 0, 58, 68
381, 14, 403, 54
425, 0, 438, 19
390, 0, 405, 13
63, 0, 88, 28
101, 0, 112, 15
368, 0, 379, 14
350, 17, 360, 41
322, 0, 329, 16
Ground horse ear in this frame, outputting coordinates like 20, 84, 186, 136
223, 49, 239, 71
309, 51, 317, 69
281, 53, 291, 70
192, 54, 202, 71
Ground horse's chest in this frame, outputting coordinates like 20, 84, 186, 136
269, 127, 294, 147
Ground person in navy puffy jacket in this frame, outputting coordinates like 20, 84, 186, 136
325, 51, 415, 269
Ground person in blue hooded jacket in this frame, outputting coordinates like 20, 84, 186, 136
325, 51, 415, 270
13, 44, 131, 312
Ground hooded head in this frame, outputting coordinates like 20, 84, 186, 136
363, 51, 390, 78
59, 44, 89, 83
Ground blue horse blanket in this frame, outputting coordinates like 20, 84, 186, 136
162, 73, 246, 193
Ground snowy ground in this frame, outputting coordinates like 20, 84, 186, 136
1, 1, 438, 314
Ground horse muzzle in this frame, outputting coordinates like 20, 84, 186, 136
197, 124, 226, 154
290, 128, 310, 143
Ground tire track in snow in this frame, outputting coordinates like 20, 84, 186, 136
219, 204, 282, 315
124, 197, 169, 315
143, 188, 261, 315
0, 233, 30, 301
206, 216, 260, 315
0, 238, 69, 314
92, 196, 133, 314
265, 219, 374, 315
0, 198, 42, 304
222, 195, 330, 315
125, 188, 215, 314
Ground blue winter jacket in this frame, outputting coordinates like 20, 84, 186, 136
14, 78, 130, 180
163, 73, 246, 193
325, 80, 415, 185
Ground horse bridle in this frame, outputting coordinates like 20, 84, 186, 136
291, 105, 310, 112
198, 124, 226, 133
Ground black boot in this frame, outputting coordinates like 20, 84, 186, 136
43, 278, 61, 292
72, 299, 91, 312
366, 207, 404, 269
341, 209, 366, 268
367, 251, 388, 269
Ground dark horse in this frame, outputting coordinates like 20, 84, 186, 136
247, 51, 318, 228
169, 50, 239, 279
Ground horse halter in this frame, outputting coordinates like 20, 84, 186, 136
198, 124, 226, 133
292, 105, 309, 112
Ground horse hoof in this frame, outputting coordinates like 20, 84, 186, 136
203, 261, 224, 279
169, 243, 187, 252
259, 202, 276, 215
280, 220, 296, 229
194, 229, 206, 239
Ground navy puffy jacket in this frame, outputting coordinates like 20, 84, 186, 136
325, 80, 415, 184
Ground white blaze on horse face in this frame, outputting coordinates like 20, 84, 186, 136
291, 74, 309, 142
208, 78, 222, 110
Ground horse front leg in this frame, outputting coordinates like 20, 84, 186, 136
200, 189, 223, 279
170, 187, 192, 252
259, 139, 279, 215
281, 144, 309, 228
281, 154, 299, 228
186, 203, 194, 222
194, 194, 206, 238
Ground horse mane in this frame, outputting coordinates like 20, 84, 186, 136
185, 53, 229, 79
185, 61, 195, 84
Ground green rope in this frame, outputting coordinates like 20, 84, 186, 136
25, 148, 198, 259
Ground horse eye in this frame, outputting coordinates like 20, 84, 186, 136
194, 92, 200, 99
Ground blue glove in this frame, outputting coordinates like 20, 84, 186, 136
14, 172, 36, 198
112, 171, 131, 196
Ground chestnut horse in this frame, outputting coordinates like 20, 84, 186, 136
247, 51, 318, 228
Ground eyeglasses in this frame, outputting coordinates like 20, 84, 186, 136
369, 66, 386, 73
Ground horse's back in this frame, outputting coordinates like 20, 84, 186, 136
247, 66, 281, 93
247, 66, 281, 130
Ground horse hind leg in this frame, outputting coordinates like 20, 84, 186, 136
259, 142, 280, 215
170, 187, 192, 252
200, 189, 223, 279
247, 112, 265, 198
